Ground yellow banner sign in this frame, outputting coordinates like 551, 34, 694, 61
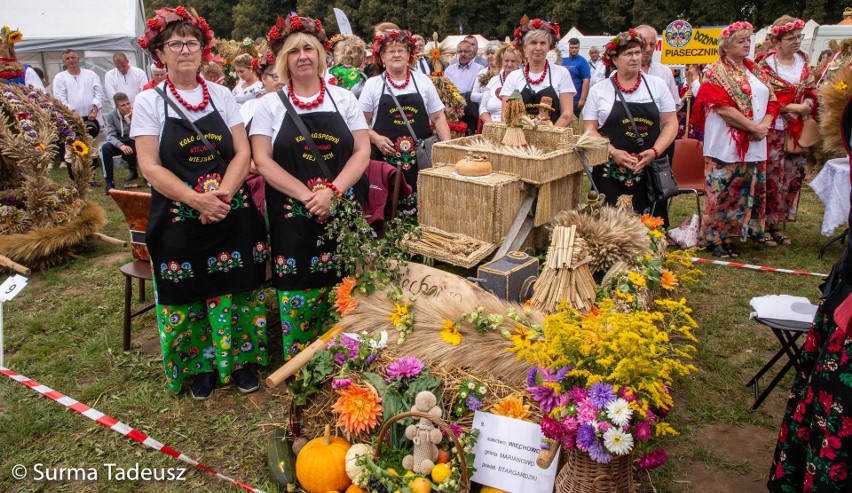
661, 20, 723, 65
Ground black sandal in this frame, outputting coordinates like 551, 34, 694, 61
724, 243, 739, 258
711, 243, 730, 258
771, 232, 791, 245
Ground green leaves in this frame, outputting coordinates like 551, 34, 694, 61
288, 350, 334, 408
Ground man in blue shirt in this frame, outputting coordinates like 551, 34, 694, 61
561, 38, 590, 114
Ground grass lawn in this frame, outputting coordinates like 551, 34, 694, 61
0, 168, 840, 492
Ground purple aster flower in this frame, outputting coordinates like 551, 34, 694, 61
333, 352, 347, 365
637, 449, 667, 469
589, 382, 616, 409
576, 423, 598, 449
527, 385, 560, 413
540, 416, 564, 440
466, 394, 482, 411
527, 367, 538, 387
364, 352, 378, 365
386, 356, 424, 379
332, 378, 351, 390
587, 442, 613, 464
634, 421, 651, 441
555, 366, 573, 381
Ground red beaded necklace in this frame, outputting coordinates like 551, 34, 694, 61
614, 73, 642, 94
385, 69, 411, 90
165, 74, 210, 111
524, 62, 548, 85
288, 76, 326, 109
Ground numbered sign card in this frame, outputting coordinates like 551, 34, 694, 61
0, 274, 27, 302
470, 411, 559, 493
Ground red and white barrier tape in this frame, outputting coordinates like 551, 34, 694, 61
691, 257, 828, 278
0, 366, 265, 493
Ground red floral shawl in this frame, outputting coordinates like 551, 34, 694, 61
759, 51, 818, 147
693, 56, 780, 161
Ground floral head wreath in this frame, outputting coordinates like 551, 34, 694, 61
370, 29, 417, 68
601, 29, 644, 67
512, 17, 560, 50
267, 15, 329, 53
138, 6, 215, 68
252, 48, 277, 72
770, 18, 805, 38
720, 21, 753, 39
0, 25, 23, 46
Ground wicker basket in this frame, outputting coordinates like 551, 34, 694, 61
555, 449, 635, 493
417, 167, 524, 244
482, 122, 574, 148
534, 171, 583, 227
406, 227, 497, 269
374, 410, 471, 493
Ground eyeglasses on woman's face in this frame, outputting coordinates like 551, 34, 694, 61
263, 72, 279, 80
619, 49, 642, 59
164, 40, 202, 53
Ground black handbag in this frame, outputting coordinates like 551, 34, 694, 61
610, 78, 678, 203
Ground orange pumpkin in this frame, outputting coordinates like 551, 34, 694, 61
295, 425, 352, 493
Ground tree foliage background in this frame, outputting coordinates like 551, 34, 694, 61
146, 0, 846, 41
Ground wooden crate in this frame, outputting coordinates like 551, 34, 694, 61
417, 167, 524, 244
431, 124, 607, 185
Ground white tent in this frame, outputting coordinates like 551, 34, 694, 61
558, 27, 584, 44
8, 0, 147, 93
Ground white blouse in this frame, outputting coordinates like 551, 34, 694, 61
703, 70, 771, 163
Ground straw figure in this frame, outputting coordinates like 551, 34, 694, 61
402, 391, 443, 475
536, 96, 555, 126
0, 26, 104, 271
501, 89, 536, 148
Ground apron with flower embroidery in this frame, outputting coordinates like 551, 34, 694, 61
267, 89, 366, 291
370, 72, 432, 216
591, 76, 663, 216
147, 87, 268, 305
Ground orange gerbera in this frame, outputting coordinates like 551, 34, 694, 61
491, 395, 531, 420
334, 277, 357, 316
640, 214, 665, 229
331, 383, 383, 435
430, 48, 442, 59
660, 269, 678, 291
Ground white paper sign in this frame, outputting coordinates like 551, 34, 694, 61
333, 8, 353, 36
470, 411, 559, 493
0, 274, 28, 302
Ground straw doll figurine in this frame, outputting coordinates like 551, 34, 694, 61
402, 391, 443, 475
536, 96, 555, 126
501, 89, 537, 148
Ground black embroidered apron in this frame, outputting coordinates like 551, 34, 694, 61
147, 89, 268, 305
267, 91, 366, 291
521, 63, 562, 125
591, 76, 668, 223
370, 73, 432, 215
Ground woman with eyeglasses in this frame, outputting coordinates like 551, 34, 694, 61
693, 21, 779, 258
358, 29, 451, 217
758, 16, 817, 247
131, 6, 269, 400
582, 30, 677, 223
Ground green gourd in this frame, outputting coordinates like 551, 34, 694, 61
267, 427, 297, 488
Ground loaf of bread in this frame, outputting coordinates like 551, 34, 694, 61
454, 153, 492, 176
